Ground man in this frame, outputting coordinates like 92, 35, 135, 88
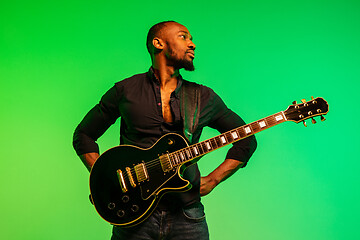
73, 21, 257, 240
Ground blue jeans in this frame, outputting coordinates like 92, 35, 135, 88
111, 202, 209, 240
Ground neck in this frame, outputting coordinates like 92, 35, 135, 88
152, 56, 179, 89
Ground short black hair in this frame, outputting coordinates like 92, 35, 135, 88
146, 21, 177, 54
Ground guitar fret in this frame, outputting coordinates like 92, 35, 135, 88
258, 119, 267, 128
267, 117, 272, 125
174, 153, 180, 164
220, 135, 227, 144
209, 140, 214, 149
210, 138, 218, 149
179, 150, 185, 161
199, 143, 206, 154
189, 146, 194, 157
184, 149, 189, 160
275, 114, 284, 122
205, 141, 212, 151
167, 154, 173, 166
215, 136, 223, 147
203, 142, 208, 152
193, 146, 199, 155
225, 132, 233, 143
185, 148, 192, 159
268, 115, 277, 125
189, 148, 193, 158
237, 127, 245, 138
169, 154, 175, 166
196, 143, 203, 155
231, 130, 239, 140
244, 125, 252, 134
251, 122, 260, 133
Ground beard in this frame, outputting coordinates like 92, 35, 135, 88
178, 58, 195, 71
167, 47, 195, 71
174, 58, 195, 71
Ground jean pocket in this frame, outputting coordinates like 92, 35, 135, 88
182, 202, 206, 223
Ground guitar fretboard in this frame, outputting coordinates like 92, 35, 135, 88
167, 111, 287, 167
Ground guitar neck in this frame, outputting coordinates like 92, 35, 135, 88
168, 111, 287, 166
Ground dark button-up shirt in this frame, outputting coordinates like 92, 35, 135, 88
73, 68, 257, 207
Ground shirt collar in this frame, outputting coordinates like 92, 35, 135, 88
147, 67, 183, 98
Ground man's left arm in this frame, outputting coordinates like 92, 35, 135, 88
200, 90, 257, 196
200, 158, 244, 196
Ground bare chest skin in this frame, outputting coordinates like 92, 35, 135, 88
160, 89, 174, 123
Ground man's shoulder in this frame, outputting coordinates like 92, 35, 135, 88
182, 79, 213, 92
114, 72, 148, 87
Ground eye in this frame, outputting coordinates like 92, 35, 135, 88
179, 34, 186, 40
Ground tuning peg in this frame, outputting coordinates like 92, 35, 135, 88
311, 96, 317, 104
303, 121, 307, 127
301, 99, 306, 103
321, 115, 326, 121
292, 101, 297, 105
311, 118, 317, 124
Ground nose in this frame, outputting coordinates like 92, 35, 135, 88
189, 40, 196, 50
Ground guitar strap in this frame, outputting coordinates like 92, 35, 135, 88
180, 80, 201, 143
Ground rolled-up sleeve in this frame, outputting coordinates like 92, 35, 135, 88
73, 85, 121, 155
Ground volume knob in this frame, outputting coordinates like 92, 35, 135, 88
122, 195, 130, 203
107, 202, 116, 210
131, 205, 139, 212
117, 210, 125, 218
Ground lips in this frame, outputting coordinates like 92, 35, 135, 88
187, 51, 195, 59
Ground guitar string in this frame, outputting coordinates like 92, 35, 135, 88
121, 135, 234, 182
119, 117, 284, 182
125, 134, 232, 173
120, 136, 232, 182
121, 118, 283, 180
120, 144, 209, 182
113, 111, 325, 184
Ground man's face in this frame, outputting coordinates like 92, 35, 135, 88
161, 23, 196, 71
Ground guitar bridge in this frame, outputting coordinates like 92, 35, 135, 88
116, 169, 128, 193
135, 162, 149, 182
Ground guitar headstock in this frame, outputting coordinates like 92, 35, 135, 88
284, 97, 329, 126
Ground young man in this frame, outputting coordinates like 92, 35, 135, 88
73, 21, 257, 240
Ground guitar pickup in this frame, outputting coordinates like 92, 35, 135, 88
117, 169, 128, 193
159, 153, 173, 172
126, 167, 137, 188
135, 162, 149, 182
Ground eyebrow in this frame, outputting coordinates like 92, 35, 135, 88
179, 31, 193, 40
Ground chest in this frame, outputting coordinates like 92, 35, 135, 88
118, 86, 181, 130
160, 89, 174, 123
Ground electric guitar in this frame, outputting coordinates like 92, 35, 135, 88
89, 97, 329, 227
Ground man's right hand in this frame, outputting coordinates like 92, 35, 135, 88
79, 152, 99, 172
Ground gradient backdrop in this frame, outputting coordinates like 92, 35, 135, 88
1, 0, 359, 239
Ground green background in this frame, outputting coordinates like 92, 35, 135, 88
1, 0, 359, 239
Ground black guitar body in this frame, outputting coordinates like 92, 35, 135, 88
89, 133, 192, 227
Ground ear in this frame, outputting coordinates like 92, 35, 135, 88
152, 37, 165, 51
